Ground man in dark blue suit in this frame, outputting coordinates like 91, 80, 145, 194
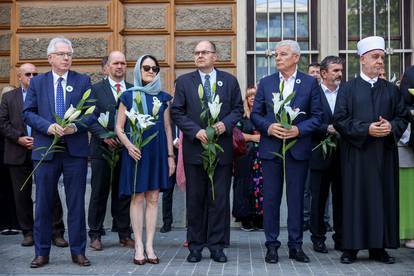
251, 40, 322, 264
171, 41, 243, 263
309, 56, 343, 254
23, 37, 96, 268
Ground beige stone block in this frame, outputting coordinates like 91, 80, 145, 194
0, 31, 11, 52
0, 57, 10, 79
176, 6, 232, 30
19, 5, 108, 26
19, 37, 108, 60
0, 5, 11, 25
124, 36, 166, 62
124, 5, 166, 29
175, 39, 232, 62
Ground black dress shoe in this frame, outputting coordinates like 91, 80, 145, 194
210, 249, 227, 263
160, 224, 172, 233
289, 248, 310, 263
30, 256, 49, 268
187, 250, 202, 263
340, 250, 357, 264
265, 247, 278, 263
369, 249, 395, 264
313, 241, 328, 253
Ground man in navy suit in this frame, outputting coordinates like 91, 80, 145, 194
309, 56, 343, 254
251, 40, 322, 264
171, 41, 243, 263
23, 37, 96, 268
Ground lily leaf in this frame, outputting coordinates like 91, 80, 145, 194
206, 126, 215, 141
271, 151, 283, 159
141, 131, 159, 148
285, 140, 297, 152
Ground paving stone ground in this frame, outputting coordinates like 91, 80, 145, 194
1, 228, 414, 276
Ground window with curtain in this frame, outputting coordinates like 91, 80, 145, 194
338, 0, 411, 81
246, 0, 318, 86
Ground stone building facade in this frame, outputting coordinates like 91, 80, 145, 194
0, 0, 237, 93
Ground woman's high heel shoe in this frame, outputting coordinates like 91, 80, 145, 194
133, 250, 146, 265
145, 251, 160, 264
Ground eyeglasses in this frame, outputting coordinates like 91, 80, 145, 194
194, 50, 215, 56
24, 72, 38, 77
53, 52, 73, 58
142, 65, 160, 73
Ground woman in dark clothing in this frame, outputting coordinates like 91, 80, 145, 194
232, 86, 263, 231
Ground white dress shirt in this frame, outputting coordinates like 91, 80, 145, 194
198, 68, 217, 92
360, 71, 378, 87
108, 77, 126, 100
278, 70, 297, 101
52, 70, 68, 111
320, 83, 339, 113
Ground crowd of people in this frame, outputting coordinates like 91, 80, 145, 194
0, 34, 413, 268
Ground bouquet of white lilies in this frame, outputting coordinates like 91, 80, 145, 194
198, 83, 223, 200
125, 93, 161, 194
21, 89, 96, 190
271, 81, 305, 185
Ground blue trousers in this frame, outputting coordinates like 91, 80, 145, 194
262, 153, 308, 249
34, 150, 87, 256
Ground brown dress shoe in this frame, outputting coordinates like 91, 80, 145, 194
71, 254, 91, 266
90, 239, 103, 251
21, 235, 34, 247
30, 256, 49, 268
52, 236, 69, 247
119, 237, 135, 248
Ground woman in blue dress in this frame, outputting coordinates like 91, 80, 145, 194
115, 55, 175, 265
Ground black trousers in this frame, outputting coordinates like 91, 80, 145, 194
309, 166, 342, 245
162, 174, 175, 227
185, 164, 232, 251
0, 161, 19, 231
88, 158, 131, 240
8, 163, 65, 237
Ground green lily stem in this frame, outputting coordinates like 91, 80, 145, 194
282, 138, 287, 186
20, 135, 60, 191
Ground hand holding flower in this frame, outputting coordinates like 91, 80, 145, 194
127, 143, 141, 161
47, 123, 65, 137
213, 121, 226, 135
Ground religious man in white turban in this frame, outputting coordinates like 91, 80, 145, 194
333, 36, 408, 264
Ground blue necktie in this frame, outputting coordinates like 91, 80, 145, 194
56, 77, 65, 118
204, 74, 211, 102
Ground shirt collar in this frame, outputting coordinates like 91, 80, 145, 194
360, 71, 378, 85
198, 68, 217, 80
320, 83, 339, 94
108, 76, 125, 88
52, 70, 68, 85
278, 70, 297, 82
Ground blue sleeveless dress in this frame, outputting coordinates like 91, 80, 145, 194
118, 90, 172, 196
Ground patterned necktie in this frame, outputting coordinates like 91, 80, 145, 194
56, 77, 65, 118
204, 74, 211, 102
115, 83, 121, 93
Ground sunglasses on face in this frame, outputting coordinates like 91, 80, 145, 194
24, 72, 38, 77
142, 65, 160, 73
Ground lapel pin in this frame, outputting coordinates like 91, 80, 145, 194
217, 81, 223, 87
295, 79, 301, 84
66, 85, 73, 92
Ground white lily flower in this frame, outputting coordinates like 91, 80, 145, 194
198, 84, 204, 100
272, 92, 284, 115
63, 104, 76, 120
284, 105, 305, 121
152, 97, 162, 117
98, 111, 109, 128
408, 88, 414, 96
125, 108, 138, 125
208, 94, 222, 120
137, 114, 156, 129
68, 110, 82, 122
84, 105, 96, 116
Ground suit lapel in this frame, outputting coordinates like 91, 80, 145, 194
290, 71, 302, 107
46, 71, 55, 115
103, 79, 116, 106
319, 87, 333, 118
65, 70, 77, 110
16, 87, 24, 112
215, 69, 223, 98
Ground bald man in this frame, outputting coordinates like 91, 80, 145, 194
88, 51, 134, 250
0, 63, 68, 247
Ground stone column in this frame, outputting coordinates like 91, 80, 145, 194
237, 0, 247, 96
319, 0, 339, 59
